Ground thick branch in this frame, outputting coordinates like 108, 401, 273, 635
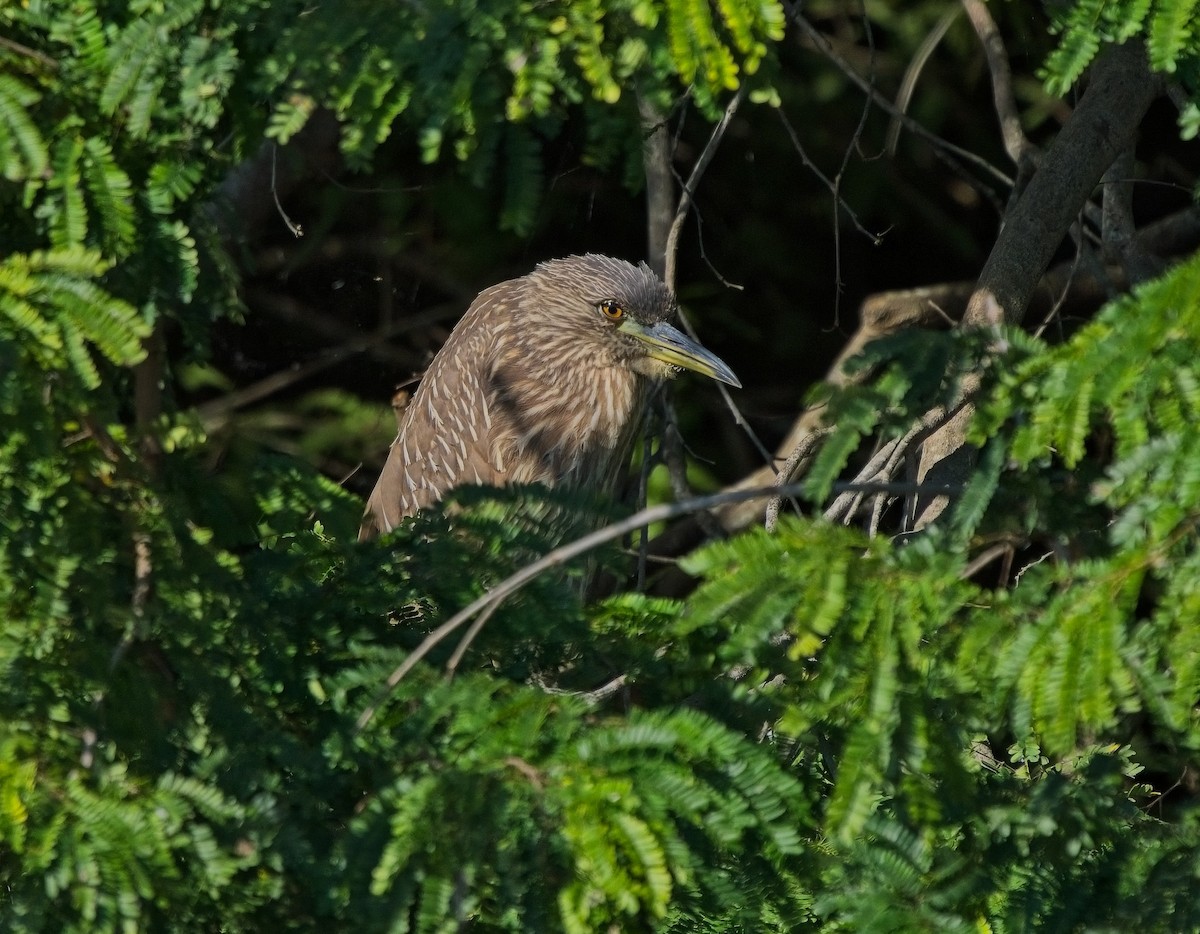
913, 42, 1161, 528
964, 43, 1159, 329
650, 200, 1200, 547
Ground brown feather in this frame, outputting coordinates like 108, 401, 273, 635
359, 255, 708, 539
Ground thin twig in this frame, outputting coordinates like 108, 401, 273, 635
693, 208, 745, 289
828, 0, 882, 322
777, 109, 882, 242
764, 426, 833, 532
959, 0, 1032, 167
677, 299, 776, 470
663, 85, 746, 291
1033, 217, 1085, 339
886, 6, 961, 156
960, 540, 1017, 581
653, 85, 773, 472
271, 145, 304, 238
788, 5, 1012, 188
444, 599, 502, 676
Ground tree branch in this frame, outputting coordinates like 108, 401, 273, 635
960, 0, 1033, 168
202, 105, 342, 250
650, 198, 1200, 549
912, 41, 1162, 528
639, 94, 675, 280
788, 4, 1012, 188
663, 86, 745, 291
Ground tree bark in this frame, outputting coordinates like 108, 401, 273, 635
911, 41, 1162, 529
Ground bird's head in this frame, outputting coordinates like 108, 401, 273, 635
523, 254, 741, 388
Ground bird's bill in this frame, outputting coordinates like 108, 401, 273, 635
619, 319, 742, 388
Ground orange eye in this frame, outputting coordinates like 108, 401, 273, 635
599, 299, 624, 320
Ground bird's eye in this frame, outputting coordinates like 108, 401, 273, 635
598, 299, 624, 321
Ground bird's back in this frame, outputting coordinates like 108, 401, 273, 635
361, 281, 515, 536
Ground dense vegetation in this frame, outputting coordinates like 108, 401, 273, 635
2, 0, 1199, 930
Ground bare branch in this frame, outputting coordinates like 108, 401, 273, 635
640, 87, 772, 480
202, 105, 342, 249
764, 426, 832, 532
444, 599, 502, 677
823, 402, 954, 527
912, 41, 1162, 529
787, 4, 1013, 189
777, 109, 882, 243
663, 85, 746, 291
0, 35, 58, 70
825, 0, 883, 319
270, 145, 304, 238
639, 94, 675, 279
960, 0, 1033, 167
886, 6, 961, 157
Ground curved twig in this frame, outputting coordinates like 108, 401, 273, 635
663, 85, 746, 291
764, 426, 833, 532
959, 0, 1033, 167
885, 6, 962, 156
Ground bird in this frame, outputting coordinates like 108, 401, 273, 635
358, 254, 740, 540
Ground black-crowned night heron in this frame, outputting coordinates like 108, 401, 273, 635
359, 254, 740, 539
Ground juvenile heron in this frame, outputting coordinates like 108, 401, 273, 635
359, 254, 740, 539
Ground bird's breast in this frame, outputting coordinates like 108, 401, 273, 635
488, 360, 646, 494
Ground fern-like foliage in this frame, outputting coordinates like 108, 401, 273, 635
3, 0, 1200, 930
0, 247, 148, 387
0, 73, 48, 182
261, 0, 785, 231
1042, 0, 1200, 103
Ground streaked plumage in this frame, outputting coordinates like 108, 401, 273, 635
359, 254, 739, 539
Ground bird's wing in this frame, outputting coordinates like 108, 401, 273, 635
359, 282, 518, 538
